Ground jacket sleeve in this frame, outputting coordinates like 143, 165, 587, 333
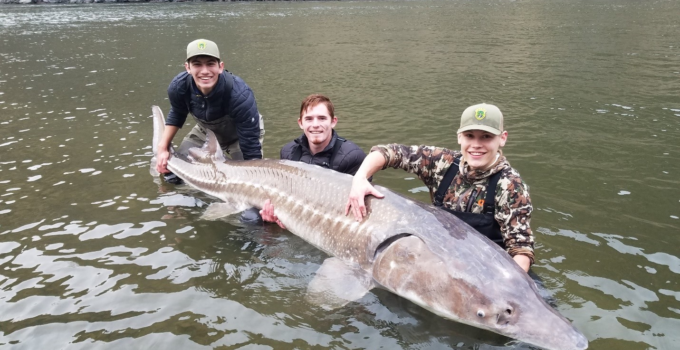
230, 77, 262, 160
166, 72, 190, 127
370, 144, 459, 190
495, 170, 535, 264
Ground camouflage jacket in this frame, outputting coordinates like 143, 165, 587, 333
371, 144, 535, 264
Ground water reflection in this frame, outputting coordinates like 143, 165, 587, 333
1, 207, 519, 349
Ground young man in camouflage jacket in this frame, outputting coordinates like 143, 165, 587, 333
345, 103, 534, 272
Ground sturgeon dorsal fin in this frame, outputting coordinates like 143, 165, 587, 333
204, 129, 227, 163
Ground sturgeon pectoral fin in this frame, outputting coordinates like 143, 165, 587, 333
200, 202, 243, 221
305, 257, 375, 310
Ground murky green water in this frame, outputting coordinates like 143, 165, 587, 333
1, 1, 679, 349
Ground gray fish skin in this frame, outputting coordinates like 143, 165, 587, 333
150, 106, 587, 350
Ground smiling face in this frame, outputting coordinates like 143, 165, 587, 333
457, 129, 508, 170
298, 103, 338, 154
185, 55, 224, 95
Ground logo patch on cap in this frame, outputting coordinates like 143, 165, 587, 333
474, 108, 487, 121
197, 41, 206, 50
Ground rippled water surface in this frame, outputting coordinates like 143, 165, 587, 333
1, 1, 679, 349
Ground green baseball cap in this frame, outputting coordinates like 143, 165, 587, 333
186, 39, 220, 61
457, 103, 504, 135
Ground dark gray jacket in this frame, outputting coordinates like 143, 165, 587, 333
280, 131, 366, 175
166, 71, 262, 160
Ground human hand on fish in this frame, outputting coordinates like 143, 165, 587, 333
345, 176, 384, 221
156, 148, 171, 173
260, 199, 285, 229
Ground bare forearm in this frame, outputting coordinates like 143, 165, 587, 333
155, 125, 181, 174
354, 151, 387, 181
513, 254, 531, 273
158, 125, 180, 150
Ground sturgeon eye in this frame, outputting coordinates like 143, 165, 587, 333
477, 310, 485, 318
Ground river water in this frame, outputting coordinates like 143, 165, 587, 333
0, 1, 679, 349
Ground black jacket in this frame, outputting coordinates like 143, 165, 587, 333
166, 71, 262, 160
280, 131, 366, 175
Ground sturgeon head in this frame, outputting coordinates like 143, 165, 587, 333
370, 203, 588, 350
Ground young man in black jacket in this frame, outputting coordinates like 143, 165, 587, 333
156, 39, 264, 184
256, 94, 366, 227
279, 94, 365, 174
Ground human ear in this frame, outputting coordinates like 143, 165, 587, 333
499, 131, 508, 147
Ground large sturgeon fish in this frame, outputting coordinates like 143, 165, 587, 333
150, 106, 587, 350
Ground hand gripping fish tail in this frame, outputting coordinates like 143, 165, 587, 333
149, 106, 587, 350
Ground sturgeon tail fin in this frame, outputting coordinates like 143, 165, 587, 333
150, 105, 174, 177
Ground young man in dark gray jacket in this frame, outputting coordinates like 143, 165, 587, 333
155, 39, 264, 183
257, 94, 366, 228
279, 94, 366, 175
